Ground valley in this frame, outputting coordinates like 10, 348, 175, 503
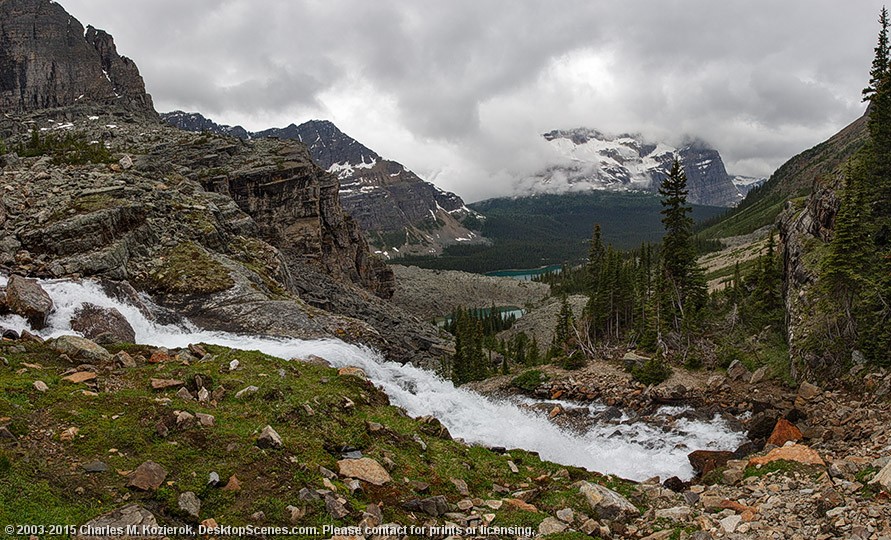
0, 0, 890, 539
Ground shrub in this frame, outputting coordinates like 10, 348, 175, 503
511, 370, 549, 392
631, 358, 672, 386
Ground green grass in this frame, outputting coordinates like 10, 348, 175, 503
0, 339, 640, 530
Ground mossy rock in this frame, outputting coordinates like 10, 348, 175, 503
149, 242, 234, 294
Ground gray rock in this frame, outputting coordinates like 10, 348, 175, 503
872, 459, 891, 490
578, 481, 640, 522
538, 517, 567, 535
6, 275, 53, 329
178, 491, 201, 519
82, 461, 108, 473
324, 494, 350, 519
726, 359, 751, 381
51, 335, 112, 364
74, 504, 161, 539
403, 495, 450, 517
207, 471, 220, 487
256, 425, 283, 449
70, 303, 136, 343
235, 385, 259, 399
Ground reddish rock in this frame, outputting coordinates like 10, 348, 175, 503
767, 418, 803, 447
128, 461, 167, 491
748, 444, 826, 467
148, 350, 171, 364
688, 450, 735, 476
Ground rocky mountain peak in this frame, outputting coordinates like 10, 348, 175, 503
0, 0, 155, 116
257, 120, 381, 171
525, 129, 744, 207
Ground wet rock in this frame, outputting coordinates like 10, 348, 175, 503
127, 461, 167, 491
178, 491, 201, 519
578, 481, 640, 522
662, 476, 687, 493
6, 275, 53, 329
337, 457, 392, 486
256, 425, 283, 449
74, 505, 160, 539
52, 335, 112, 364
70, 303, 136, 343
688, 450, 735, 476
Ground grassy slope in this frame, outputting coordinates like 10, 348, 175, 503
0, 338, 639, 534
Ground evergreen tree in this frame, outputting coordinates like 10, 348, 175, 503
549, 295, 574, 359
658, 158, 706, 329
864, 6, 890, 102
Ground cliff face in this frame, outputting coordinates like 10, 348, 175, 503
0, 0, 155, 116
160, 113, 485, 257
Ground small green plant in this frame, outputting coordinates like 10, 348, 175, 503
559, 351, 586, 370
511, 369, 549, 392
631, 358, 672, 385
17, 127, 112, 165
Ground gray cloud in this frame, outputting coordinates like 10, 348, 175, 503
62, 0, 881, 201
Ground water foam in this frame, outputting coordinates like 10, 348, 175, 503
0, 276, 746, 481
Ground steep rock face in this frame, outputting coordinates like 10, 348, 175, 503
0, 113, 443, 363
523, 129, 742, 207
207, 139, 394, 298
0, 0, 155, 116
261, 120, 484, 257
160, 113, 484, 257
778, 176, 841, 381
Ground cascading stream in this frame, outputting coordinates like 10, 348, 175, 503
0, 276, 746, 481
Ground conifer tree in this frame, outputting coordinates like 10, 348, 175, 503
864, 6, 890, 102
658, 159, 705, 328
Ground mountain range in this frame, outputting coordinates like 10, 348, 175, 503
161, 111, 483, 257
518, 128, 760, 207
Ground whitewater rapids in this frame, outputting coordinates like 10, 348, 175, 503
0, 276, 745, 481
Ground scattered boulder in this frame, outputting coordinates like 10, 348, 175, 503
6, 275, 53, 329
337, 458, 392, 486
114, 351, 137, 368
418, 415, 451, 439
688, 450, 735, 476
70, 303, 136, 343
748, 444, 826, 467
127, 461, 167, 491
402, 495, 449, 517
51, 335, 112, 364
871, 459, 891, 490
33, 380, 48, 392
538, 517, 567, 535
256, 425, 283, 449
578, 481, 640, 522
150, 378, 184, 390
767, 418, 803, 447
82, 461, 108, 473
797, 381, 821, 400
337, 366, 367, 380
235, 385, 259, 399
74, 505, 161, 540
178, 491, 201, 519
324, 494, 350, 519
726, 360, 751, 381
749, 366, 769, 384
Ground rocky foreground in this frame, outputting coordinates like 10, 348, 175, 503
2, 274, 890, 540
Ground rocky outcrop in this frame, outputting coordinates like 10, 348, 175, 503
778, 171, 843, 380
160, 113, 485, 257
5, 274, 54, 328
70, 303, 136, 343
0, 0, 155, 116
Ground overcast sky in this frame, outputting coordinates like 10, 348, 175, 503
63, 1, 881, 202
